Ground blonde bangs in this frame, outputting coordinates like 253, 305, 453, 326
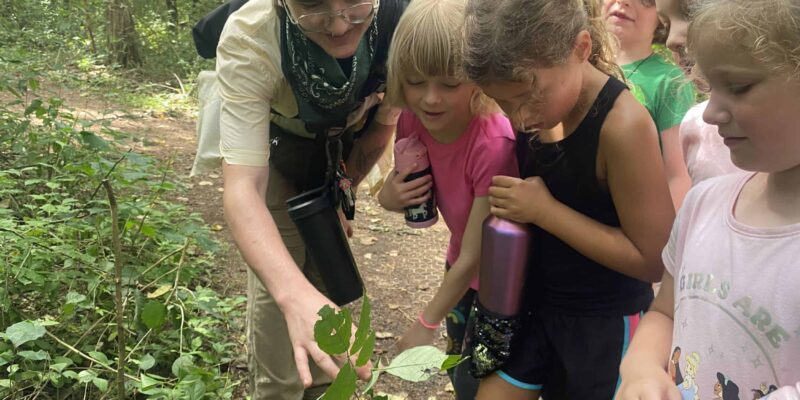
385, 0, 466, 108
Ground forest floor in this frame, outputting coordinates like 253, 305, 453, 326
30, 82, 457, 399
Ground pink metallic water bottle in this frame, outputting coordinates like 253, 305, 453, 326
478, 215, 531, 316
394, 136, 438, 228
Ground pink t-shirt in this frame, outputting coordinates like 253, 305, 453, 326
397, 111, 518, 289
680, 101, 741, 184
663, 173, 800, 397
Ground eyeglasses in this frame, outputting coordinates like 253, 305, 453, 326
279, 0, 378, 33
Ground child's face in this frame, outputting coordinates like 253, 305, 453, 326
481, 62, 583, 133
655, 0, 691, 72
402, 74, 477, 138
697, 39, 800, 173
602, 0, 660, 49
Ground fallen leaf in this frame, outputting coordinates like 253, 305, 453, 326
198, 181, 213, 186
211, 224, 223, 231
359, 236, 377, 246
388, 304, 399, 310
147, 284, 172, 299
376, 392, 406, 400
208, 173, 220, 179
445, 382, 454, 392
217, 187, 224, 192
364, 253, 373, 260
375, 331, 394, 339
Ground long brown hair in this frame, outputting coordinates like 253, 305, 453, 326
463, 0, 621, 84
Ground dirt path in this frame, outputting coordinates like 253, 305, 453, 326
39, 85, 458, 399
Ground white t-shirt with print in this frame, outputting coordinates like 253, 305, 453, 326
664, 172, 800, 399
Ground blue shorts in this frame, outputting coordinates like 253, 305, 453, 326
497, 308, 643, 399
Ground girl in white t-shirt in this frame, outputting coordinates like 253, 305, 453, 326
617, 0, 800, 397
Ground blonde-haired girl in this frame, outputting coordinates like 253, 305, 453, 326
618, 0, 800, 397
377, 0, 518, 397
462, 0, 675, 397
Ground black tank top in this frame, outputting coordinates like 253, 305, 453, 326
517, 76, 653, 316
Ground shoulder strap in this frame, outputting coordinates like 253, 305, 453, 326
372, 0, 409, 66
192, 0, 250, 59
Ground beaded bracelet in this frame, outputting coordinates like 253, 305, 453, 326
417, 312, 440, 330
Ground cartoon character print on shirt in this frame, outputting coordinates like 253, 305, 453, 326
713, 372, 740, 400
752, 383, 779, 399
677, 351, 701, 400
671, 346, 685, 385
672, 268, 800, 398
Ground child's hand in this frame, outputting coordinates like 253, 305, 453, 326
488, 175, 555, 224
377, 164, 433, 213
615, 366, 680, 400
395, 320, 436, 352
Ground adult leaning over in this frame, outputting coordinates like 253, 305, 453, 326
215, 0, 405, 398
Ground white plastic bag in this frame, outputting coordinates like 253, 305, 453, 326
190, 70, 222, 176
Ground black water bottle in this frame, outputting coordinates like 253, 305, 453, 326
286, 186, 363, 305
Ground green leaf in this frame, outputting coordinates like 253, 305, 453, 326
49, 362, 71, 373
139, 354, 156, 371
77, 369, 97, 383
350, 296, 372, 355
0, 379, 11, 388
141, 301, 167, 329
355, 331, 375, 367
313, 305, 352, 356
384, 346, 448, 382
5, 321, 46, 348
320, 362, 357, 400
92, 377, 108, 392
18, 350, 50, 361
140, 372, 163, 390
78, 131, 110, 150
88, 351, 109, 366
66, 292, 87, 304
363, 370, 381, 394
24, 99, 43, 116
440, 354, 465, 371
171, 354, 194, 378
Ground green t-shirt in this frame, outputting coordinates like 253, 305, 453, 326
623, 53, 696, 134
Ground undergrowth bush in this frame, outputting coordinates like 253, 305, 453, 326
0, 70, 245, 398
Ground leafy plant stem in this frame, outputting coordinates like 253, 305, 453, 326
136, 244, 187, 287
102, 179, 126, 399
45, 331, 141, 382
61, 314, 111, 358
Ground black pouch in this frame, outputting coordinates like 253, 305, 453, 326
467, 301, 522, 379
268, 122, 355, 193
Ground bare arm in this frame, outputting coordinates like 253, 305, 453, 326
346, 118, 396, 186
616, 271, 679, 399
222, 162, 370, 384
422, 197, 487, 323
397, 197, 488, 351
661, 125, 692, 210
489, 99, 674, 282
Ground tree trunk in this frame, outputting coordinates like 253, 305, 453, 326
165, 0, 179, 31
106, 0, 142, 68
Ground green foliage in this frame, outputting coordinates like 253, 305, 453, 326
1, 0, 218, 115
314, 297, 463, 399
0, 75, 245, 398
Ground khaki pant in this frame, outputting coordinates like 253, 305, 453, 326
246, 168, 332, 400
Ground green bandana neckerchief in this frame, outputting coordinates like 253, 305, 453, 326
279, 12, 378, 133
